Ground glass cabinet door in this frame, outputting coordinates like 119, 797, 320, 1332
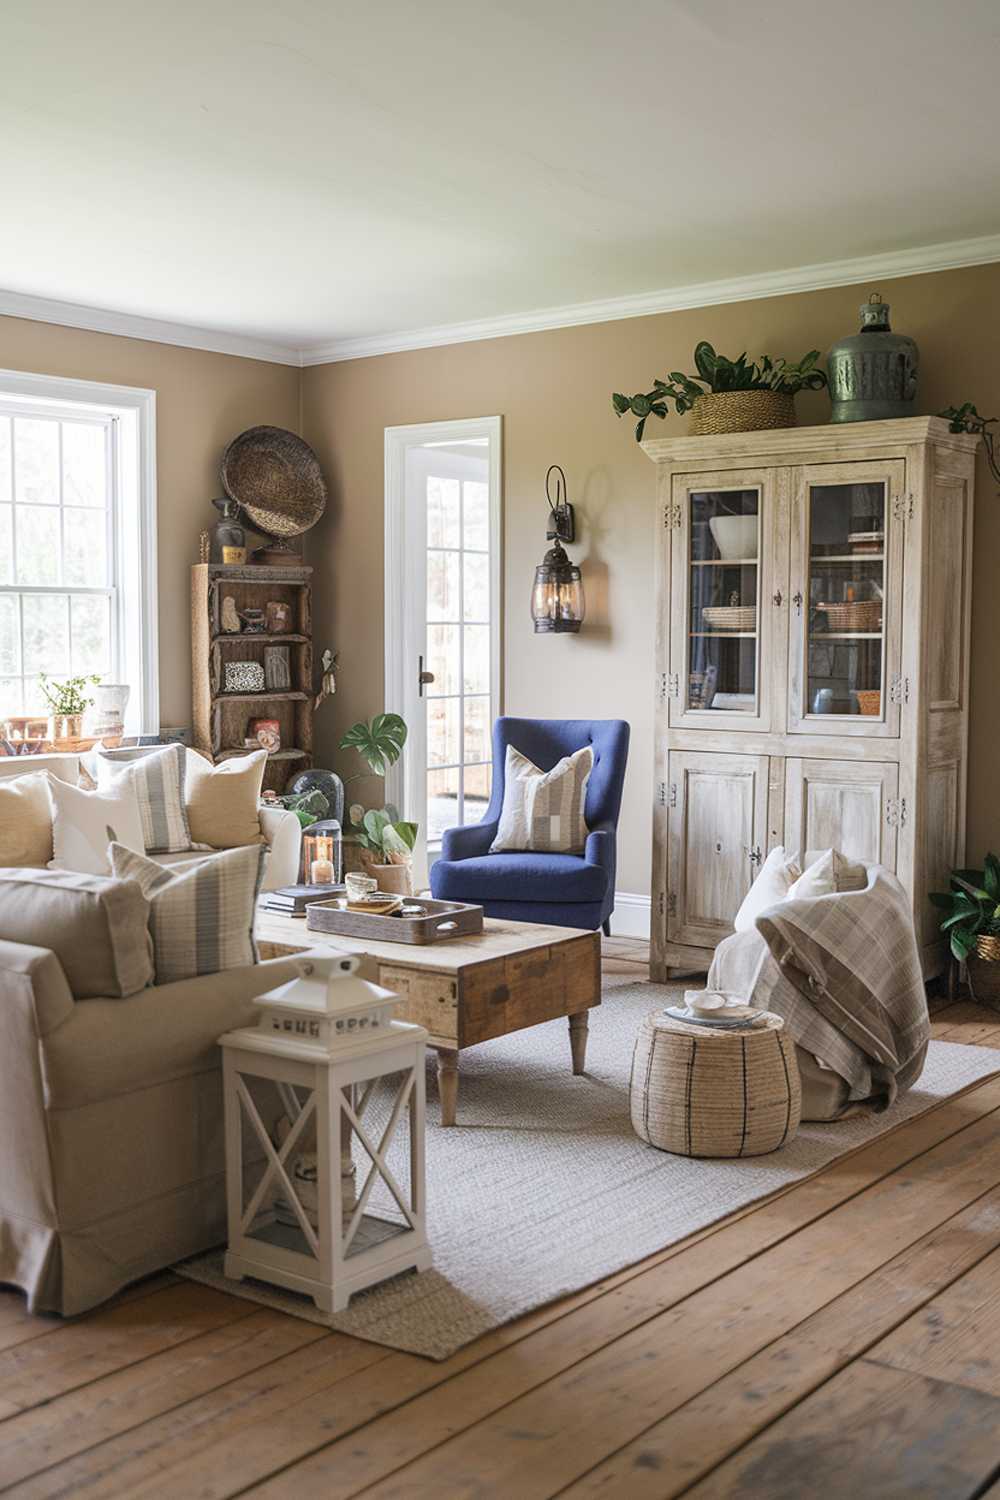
669, 471, 776, 732
788, 461, 904, 737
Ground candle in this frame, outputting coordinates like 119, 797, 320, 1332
310, 836, 335, 885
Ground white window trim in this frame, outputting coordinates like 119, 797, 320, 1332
383, 415, 503, 828
0, 367, 158, 734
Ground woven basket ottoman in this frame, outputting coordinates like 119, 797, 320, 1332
630, 1010, 801, 1158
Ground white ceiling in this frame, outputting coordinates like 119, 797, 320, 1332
4, 0, 1000, 362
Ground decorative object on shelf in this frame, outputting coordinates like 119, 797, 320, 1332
940, 404, 998, 485
248, 717, 281, 752
207, 497, 248, 565
345, 870, 378, 902
308, 832, 338, 885
238, 607, 267, 635
816, 600, 882, 632
930, 855, 1000, 1006
264, 645, 292, 691
224, 661, 266, 694
708, 513, 758, 559
220, 953, 431, 1313
313, 648, 338, 712
703, 594, 756, 632
530, 465, 586, 635
37, 673, 101, 743
301, 819, 344, 887
827, 293, 918, 423
613, 342, 827, 441
88, 683, 130, 740
220, 426, 327, 564
847, 530, 884, 555
1, 716, 49, 754
220, 595, 241, 633
266, 600, 292, 634
853, 689, 881, 716
288, 767, 345, 826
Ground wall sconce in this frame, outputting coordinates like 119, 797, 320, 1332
531, 465, 586, 634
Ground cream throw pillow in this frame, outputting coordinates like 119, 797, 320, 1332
789, 848, 868, 899
0, 772, 54, 867
96, 743, 192, 854
46, 773, 145, 876
110, 842, 264, 984
733, 846, 801, 932
490, 744, 593, 854
185, 747, 267, 848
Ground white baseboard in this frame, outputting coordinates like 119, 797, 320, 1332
610, 891, 651, 940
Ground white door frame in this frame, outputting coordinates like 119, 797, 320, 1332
384, 416, 503, 869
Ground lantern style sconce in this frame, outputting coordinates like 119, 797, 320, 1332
300, 819, 343, 886
221, 952, 432, 1313
530, 465, 586, 634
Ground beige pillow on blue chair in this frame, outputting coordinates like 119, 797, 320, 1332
490, 744, 593, 853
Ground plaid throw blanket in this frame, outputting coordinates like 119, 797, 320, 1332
708, 866, 930, 1110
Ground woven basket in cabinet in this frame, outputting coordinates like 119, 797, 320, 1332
630, 1010, 801, 1158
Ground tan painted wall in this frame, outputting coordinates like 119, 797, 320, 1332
0, 315, 301, 726
301, 261, 1000, 895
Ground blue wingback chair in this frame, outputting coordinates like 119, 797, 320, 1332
430, 717, 630, 933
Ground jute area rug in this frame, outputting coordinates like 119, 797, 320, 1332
176, 980, 1000, 1361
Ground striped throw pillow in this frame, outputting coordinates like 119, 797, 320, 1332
97, 743, 192, 854
490, 744, 593, 853
110, 842, 264, 984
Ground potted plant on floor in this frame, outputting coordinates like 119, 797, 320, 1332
930, 855, 1000, 1008
37, 673, 102, 743
339, 713, 418, 896
613, 342, 827, 440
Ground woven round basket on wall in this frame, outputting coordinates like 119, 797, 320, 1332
688, 390, 796, 436
630, 1010, 801, 1158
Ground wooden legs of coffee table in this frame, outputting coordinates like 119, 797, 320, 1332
568, 1009, 589, 1074
436, 1048, 459, 1127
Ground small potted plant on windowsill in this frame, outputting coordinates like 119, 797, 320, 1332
338, 713, 418, 897
930, 855, 1000, 1009
37, 673, 102, 744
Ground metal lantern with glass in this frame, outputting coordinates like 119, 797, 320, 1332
531, 465, 585, 634
300, 819, 343, 886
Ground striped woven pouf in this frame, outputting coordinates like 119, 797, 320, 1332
630, 1010, 801, 1158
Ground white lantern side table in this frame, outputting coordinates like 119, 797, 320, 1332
221, 951, 432, 1314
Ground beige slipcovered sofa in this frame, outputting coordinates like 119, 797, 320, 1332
0, 924, 301, 1315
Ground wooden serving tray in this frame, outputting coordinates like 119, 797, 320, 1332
306, 897, 484, 945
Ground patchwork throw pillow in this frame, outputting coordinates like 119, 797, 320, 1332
185, 747, 267, 848
0, 771, 54, 866
46, 773, 145, 876
110, 842, 265, 984
96, 743, 192, 854
490, 743, 592, 854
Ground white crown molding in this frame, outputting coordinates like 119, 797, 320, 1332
0, 288, 302, 367
300, 231, 1000, 365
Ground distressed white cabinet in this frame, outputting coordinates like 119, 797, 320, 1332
645, 417, 978, 981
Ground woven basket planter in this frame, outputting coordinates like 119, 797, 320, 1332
630, 1010, 801, 1158
968, 935, 1000, 1009
688, 390, 796, 436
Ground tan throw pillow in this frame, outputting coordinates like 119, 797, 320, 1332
110, 842, 264, 985
490, 744, 593, 853
0, 867, 152, 998
0, 772, 53, 866
96, 743, 192, 854
184, 747, 267, 848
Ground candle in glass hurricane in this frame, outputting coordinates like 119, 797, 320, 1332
310, 836, 335, 885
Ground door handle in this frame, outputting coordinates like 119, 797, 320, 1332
792, 591, 803, 615
418, 654, 435, 697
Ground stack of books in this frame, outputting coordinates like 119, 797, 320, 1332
259, 883, 346, 917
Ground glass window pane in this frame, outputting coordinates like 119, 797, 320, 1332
463, 763, 492, 825
427, 551, 460, 623
0, 506, 12, 585
0, 677, 23, 717
463, 696, 490, 764
71, 595, 111, 675
463, 480, 489, 550
427, 696, 460, 768
64, 508, 107, 586
426, 476, 460, 548
22, 594, 69, 675
807, 483, 886, 717
463, 624, 490, 694
0, 597, 19, 676
427, 767, 460, 843
15, 507, 60, 586
463, 553, 489, 622
426, 623, 461, 696
14, 418, 59, 505
0, 418, 11, 501
62, 422, 107, 508
688, 488, 759, 713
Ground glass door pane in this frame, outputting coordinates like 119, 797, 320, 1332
806, 482, 885, 718
687, 488, 759, 714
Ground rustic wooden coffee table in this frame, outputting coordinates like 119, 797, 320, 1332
256, 911, 601, 1126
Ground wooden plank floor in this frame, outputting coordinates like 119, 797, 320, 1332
3, 941, 1000, 1499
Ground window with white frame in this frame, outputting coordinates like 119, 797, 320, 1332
0, 372, 158, 736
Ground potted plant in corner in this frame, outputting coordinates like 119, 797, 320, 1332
37, 673, 102, 743
613, 342, 827, 440
338, 713, 418, 896
930, 855, 1000, 1008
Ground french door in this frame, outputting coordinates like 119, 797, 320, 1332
385, 418, 502, 884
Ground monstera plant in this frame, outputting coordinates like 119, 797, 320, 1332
338, 713, 417, 877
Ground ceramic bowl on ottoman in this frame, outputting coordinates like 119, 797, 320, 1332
630, 1000, 801, 1158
